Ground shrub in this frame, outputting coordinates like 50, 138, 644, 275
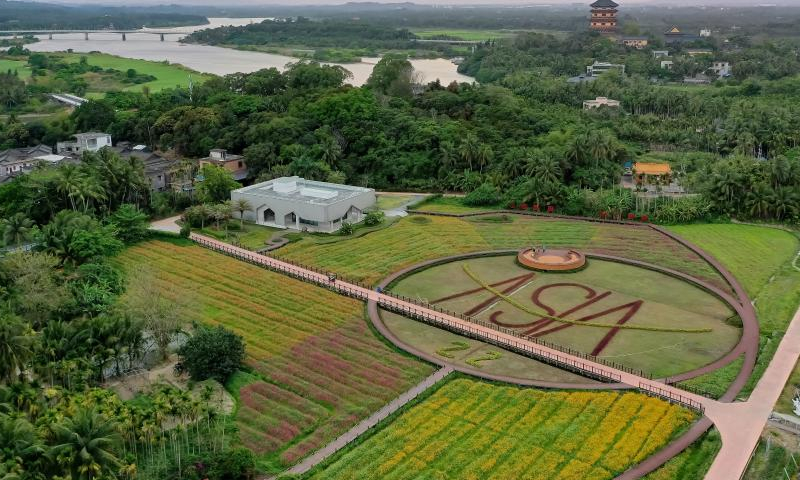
177, 325, 245, 383
627, 213, 636, 220
519, 203, 529, 210
180, 223, 191, 238
364, 210, 385, 227
463, 183, 501, 207
640, 214, 649, 222
110, 204, 150, 244
338, 222, 354, 235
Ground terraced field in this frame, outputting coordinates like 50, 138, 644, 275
307, 378, 696, 480
276, 214, 727, 291
115, 240, 434, 472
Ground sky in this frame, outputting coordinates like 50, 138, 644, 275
17, 0, 798, 6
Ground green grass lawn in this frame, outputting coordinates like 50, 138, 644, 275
276, 214, 726, 292
375, 193, 419, 211
198, 221, 281, 250
305, 377, 696, 480
412, 196, 502, 214
0, 59, 32, 79
56, 52, 213, 93
668, 223, 800, 399
389, 255, 738, 379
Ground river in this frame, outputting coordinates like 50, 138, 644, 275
27, 17, 475, 87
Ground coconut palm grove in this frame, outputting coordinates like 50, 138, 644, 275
2, 1, 800, 480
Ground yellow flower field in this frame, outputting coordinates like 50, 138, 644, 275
308, 378, 696, 480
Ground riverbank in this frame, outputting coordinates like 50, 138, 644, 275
25, 17, 473, 86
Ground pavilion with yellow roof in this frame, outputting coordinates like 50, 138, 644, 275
633, 162, 672, 186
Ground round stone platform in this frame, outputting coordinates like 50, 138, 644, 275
517, 247, 586, 272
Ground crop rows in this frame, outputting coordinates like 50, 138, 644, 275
116, 241, 434, 467
310, 379, 695, 480
276, 215, 726, 292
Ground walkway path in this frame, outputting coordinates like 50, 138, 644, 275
149, 215, 182, 234
280, 366, 453, 477
188, 232, 800, 480
704, 304, 800, 479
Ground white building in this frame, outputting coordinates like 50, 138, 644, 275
56, 132, 112, 155
661, 60, 675, 70
231, 176, 376, 233
700, 29, 712, 38
583, 97, 621, 110
586, 62, 626, 77
653, 50, 670, 58
711, 61, 732, 77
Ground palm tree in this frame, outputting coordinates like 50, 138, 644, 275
196, 204, 211, 230
745, 184, 772, 219
0, 414, 44, 473
49, 408, 122, 480
211, 202, 233, 232
475, 144, 493, 173
0, 314, 31, 383
233, 199, 253, 229
2, 213, 34, 248
458, 134, 479, 171
319, 136, 342, 168
56, 165, 82, 211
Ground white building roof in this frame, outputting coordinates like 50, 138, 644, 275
234, 176, 373, 206
33, 154, 68, 163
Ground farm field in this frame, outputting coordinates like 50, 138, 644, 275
388, 255, 739, 379
0, 59, 32, 79
57, 52, 213, 92
306, 378, 696, 480
410, 28, 521, 41
411, 195, 500, 214
275, 214, 727, 292
115, 240, 434, 473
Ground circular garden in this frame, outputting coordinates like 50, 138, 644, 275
378, 252, 742, 384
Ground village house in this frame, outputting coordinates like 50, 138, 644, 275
653, 50, 670, 58
111, 142, 179, 192
711, 61, 732, 77
583, 97, 621, 110
621, 36, 649, 49
0, 145, 69, 182
231, 176, 376, 233
199, 149, 248, 182
633, 162, 672, 186
56, 132, 112, 155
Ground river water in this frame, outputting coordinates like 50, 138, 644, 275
27, 17, 475, 86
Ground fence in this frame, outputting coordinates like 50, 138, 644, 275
638, 381, 705, 413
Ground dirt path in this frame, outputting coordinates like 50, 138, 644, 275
150, 215, 182, 233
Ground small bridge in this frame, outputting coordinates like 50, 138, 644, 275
0, 29, 194, 41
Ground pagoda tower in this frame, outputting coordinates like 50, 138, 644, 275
589, 0, 619, 34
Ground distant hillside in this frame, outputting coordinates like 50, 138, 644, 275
0, 1, 208, 30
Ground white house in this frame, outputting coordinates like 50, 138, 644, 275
583, 97, 621, 110
711, 61, 732, 77
653, 50, 670, 58
661, 60, 675, 70
56, 132, 112, 155
231, 176, 376, 233
0, 145, 68, 181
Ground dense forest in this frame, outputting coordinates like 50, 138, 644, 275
183, 17, 458, 61
0, 0, 207, 30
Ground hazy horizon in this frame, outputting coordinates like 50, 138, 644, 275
7, 0, 798, 7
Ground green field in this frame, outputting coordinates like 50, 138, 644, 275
389, 255, 738, 379
306, 378, 696, 480
115, 240, 433, 473
56, 52, 213, 93
667, 224, 800, 397
375, 193, 420, 211
275, 214, 727, 291
412, 195, 501, 214
0, 59, 32, 79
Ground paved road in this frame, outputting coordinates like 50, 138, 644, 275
278, 366, 454, 477
189, 232, 800, 480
